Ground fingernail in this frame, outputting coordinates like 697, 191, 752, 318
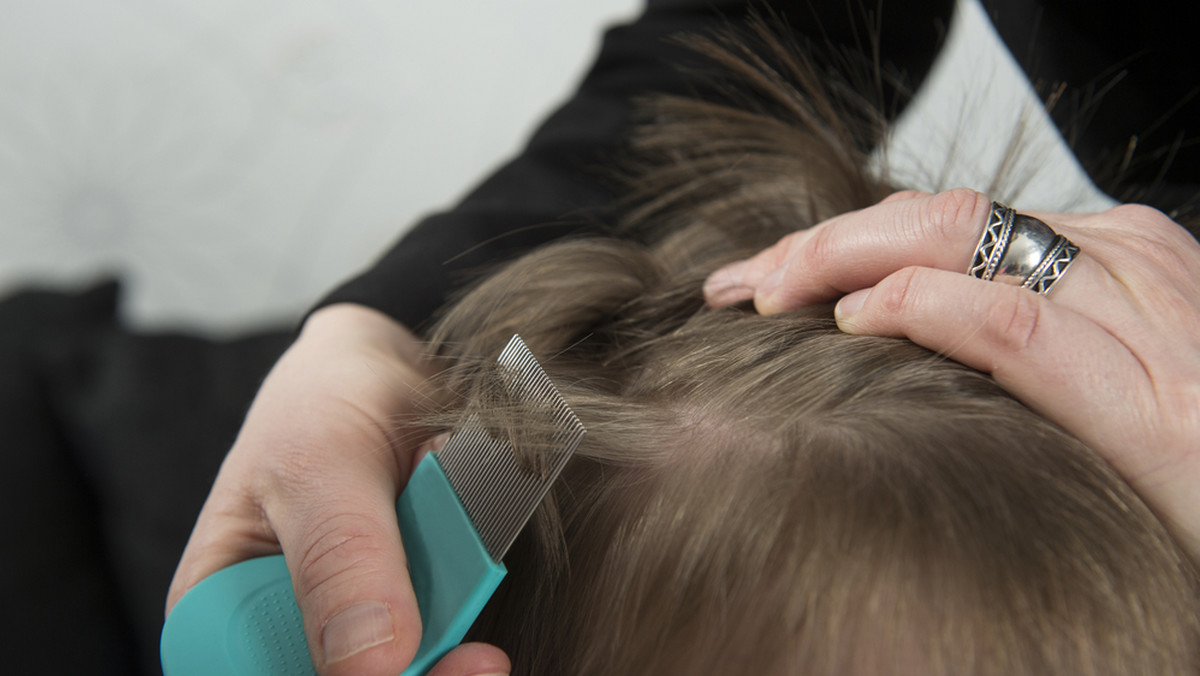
705, 261, 746, 291
323, 601, 395, 664
834, 289, 870, 324
706, 284, 755, 308
704, 262, 753, 307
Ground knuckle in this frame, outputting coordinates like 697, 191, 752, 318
872, 266, 924, 316
985, 287, 1044, 354
258, 440, 328, 503
927, 188, 990, 240
294, 510, 386, 601
799, 224, 842, 276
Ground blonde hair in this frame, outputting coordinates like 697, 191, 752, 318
421, 17, 1200, 675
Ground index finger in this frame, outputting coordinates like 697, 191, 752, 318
704, 188, 993, 313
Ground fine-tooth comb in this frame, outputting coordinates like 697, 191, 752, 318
161, 334, 586, 675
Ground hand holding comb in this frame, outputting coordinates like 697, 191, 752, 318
161, 335, 586, 675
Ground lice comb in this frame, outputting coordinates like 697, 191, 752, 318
441, 334, 583, 562
161, 334, 585, 675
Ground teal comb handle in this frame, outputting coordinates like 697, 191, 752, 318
161, 454, 507, 675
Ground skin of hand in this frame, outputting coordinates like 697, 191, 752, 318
165, 303, 510, 676
704, 188, 1200, 561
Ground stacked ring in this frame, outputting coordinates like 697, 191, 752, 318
967, 202, 1080, 295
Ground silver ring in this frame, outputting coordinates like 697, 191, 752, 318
966, 202, 1079, 295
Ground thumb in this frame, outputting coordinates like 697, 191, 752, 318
426, 642, 511, 676
269, 463, 423, 676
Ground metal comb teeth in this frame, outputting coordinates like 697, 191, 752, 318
436, 334, 586, 562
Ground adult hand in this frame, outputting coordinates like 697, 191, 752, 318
705, 188, 1200, 561
166, 303, 510, 676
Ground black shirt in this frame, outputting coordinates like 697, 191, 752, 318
317, 0, 1197, 332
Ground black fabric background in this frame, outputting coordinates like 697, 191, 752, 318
1, 282, 290, 675
983, 0, 1199, 217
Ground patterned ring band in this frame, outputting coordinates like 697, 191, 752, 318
966, 202, 1080, 295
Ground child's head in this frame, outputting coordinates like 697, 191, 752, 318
428, 240, 1200, 675
420, 19, 1200, 675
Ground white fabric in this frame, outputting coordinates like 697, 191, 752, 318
877, 0, 1117, 212
0, 0, 640, 331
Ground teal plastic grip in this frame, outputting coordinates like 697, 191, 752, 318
161, 454, 507, 675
